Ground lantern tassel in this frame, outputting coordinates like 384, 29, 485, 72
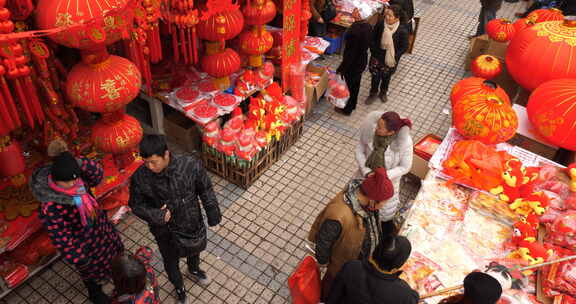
0, 90, 15, 131
186, 27, 194, 65
192, 27, 198, 64
180, 27, 188, 64
0, 77, 20, 127
24, 77, 45, 124
152, 26, 163, 63
12, 79, 35, 128
172, 30, 180, 63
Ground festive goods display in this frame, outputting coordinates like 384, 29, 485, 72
451, 89, 517, 144
450, 78, 510, 107
506, 17, 576, 91
527, 8, 564, 24
471, 55, 502, 80
163, 0, 199, 64
200, 46, 241, 90
239, 0, 276, 67
527, 78, 576, 150
486, 18, 516, 42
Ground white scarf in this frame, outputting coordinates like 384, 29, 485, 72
380, 21, 399, 68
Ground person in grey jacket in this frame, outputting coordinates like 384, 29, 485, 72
355, 111, 413, 224
129, 134, 221, 304
472, 0, 503, 37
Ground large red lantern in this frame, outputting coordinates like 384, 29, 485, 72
201, 47, 241, 89
471, 55, 502, 80
527, 78, 576, 150
513, 18, 535, 33
506, 18, 576, 91
242, 0, 277, 25
450, 78, 510, 107
452, 93, 518, 144
239, 27, 274, 67
91, 112, 143, 154
197, 9, 244, 42
66, 55, 142, 113
527, 8, 563, 24
35, 0, 133, 50
486, 18, 516, 42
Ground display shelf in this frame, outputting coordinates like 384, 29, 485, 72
0, 253, 60, 299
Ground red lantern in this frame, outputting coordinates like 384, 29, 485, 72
527, 8, 563, 24
197, 9, 244, 42
242, 0, 277, 25
486, 18, 516, 42
527, 78, 576, 150
471, 55, 502, 80
450, 78, 510, 107
91, 112, 143, 154
239, 27, 274, 67
513, 18, 535, 33
66, 55, 142, 113
506, 18, 576, 91
201, 47, 241, 89
35, 0, 132, 50
452, 93, 518, 144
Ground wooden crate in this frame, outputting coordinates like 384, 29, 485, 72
201, 119, 304, 189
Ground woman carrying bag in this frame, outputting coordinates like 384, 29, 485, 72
366, 5, 410, 104
309, 0, 336, 37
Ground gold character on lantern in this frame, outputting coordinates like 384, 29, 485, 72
101, 79, 122, 100
55, 13, 73, 27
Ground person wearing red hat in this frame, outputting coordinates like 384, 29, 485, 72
308, 167, 394, 302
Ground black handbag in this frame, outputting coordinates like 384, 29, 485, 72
321, 0, 337, 22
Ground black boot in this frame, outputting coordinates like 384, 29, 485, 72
84, 280, 110, 304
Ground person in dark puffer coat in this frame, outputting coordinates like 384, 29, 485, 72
30, 151, 124, 304
327, 235, 419, 304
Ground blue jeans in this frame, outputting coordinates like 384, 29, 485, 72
475, 7, 496, 36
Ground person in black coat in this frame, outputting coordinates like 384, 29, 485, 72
389, 0, 415, 23
335, 9, 373, 116
129, 135, 222, 304
327, 235, 419, 304
439, 272, 503, 304
472, 0, 503, 37
367, 5, 410, 104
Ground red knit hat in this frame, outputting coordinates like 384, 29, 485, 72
361, 167, 394, 201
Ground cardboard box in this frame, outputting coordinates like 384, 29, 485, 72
305, 63, 329, 115
164, 111, 202, 153
411, 154, 430, 180
465, 34, 490, 71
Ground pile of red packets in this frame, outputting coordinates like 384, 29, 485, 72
0, 259, 28, 289
10, 231, 56, 266
234, 62, 275, 98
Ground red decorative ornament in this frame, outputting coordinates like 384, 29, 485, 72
201, 46, 241, 89
242, 0, 277, 25
197, 9, 244, 42
35, 0, 133, 50
91, 111, 143, 154
450, 78, 510, 107
513, 18, 535, 33
527, 78, 576, 150
0, 139, 25, 178
239, 26, 274, 67
66, 55, 142, 113
486, 18, 516, 42
452, 93, 518, 144
506, 17, 576, 91
471, 55, 502, 80
527, 8, 563, 24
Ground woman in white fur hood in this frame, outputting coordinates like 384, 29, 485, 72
355, 111, 413, 224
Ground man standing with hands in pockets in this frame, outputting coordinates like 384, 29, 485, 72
129, 134, 222, 304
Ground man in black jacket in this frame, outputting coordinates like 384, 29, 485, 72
129, 134, 221, 304
327, 235, 419, 304
472, 0, 503, 38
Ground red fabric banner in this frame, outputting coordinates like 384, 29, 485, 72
282, 0, 302, 93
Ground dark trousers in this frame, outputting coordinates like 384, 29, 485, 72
152, 227, 200, 289
370, 69, 395, 95
320, 271, 335, 302
83, 280, 109, 304
475, 7, 497, 36
342, 71, 362, 114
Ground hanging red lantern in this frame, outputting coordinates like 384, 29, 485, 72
452, 93, 518, 144
91, 111, 143, 154
197, 9, 244, 42
506, 17, 576, 91
201, 46, 241, 89
35, 0, 133, 50
242, 0, 277, 25
450, 78, 510, 107
486, 18, 516, 42
527, 78, 576, 150
513, 18, 535, 33
66, 55, 142, 113
239, 26, 274, 67
471, 55, 502, 80
527, 8, 563, 24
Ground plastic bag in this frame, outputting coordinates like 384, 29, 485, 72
548, 211, 576, 250
288, 256, 321, 304
326, 74, 349, 109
